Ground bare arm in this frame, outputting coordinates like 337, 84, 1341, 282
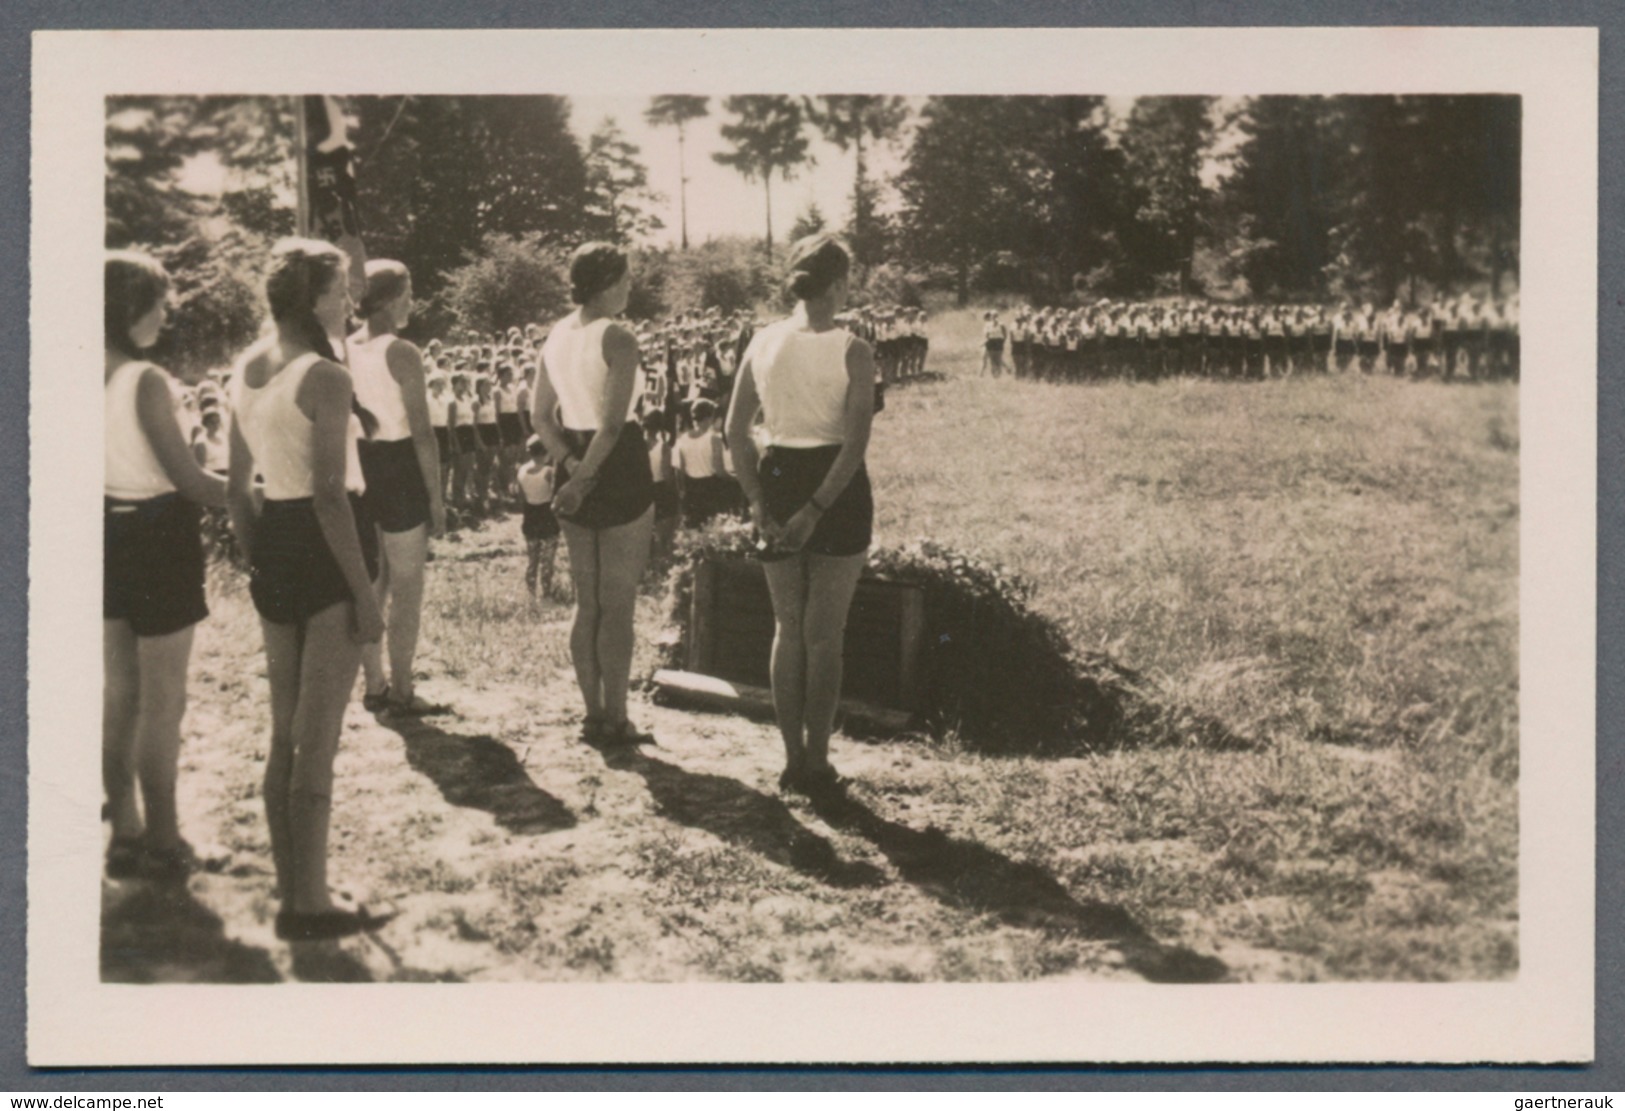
725, 356, 763, 504
299, 360, 383, 642
386, 338, 445, 536
225, 419, 257, 555
807, 337, 875, 511
134, 367, 226, 507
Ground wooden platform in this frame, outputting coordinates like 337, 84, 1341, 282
670, 557, 927, 733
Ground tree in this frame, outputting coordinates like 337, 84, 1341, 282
894, 98, 1021, 305
583, 116, 665, 244
105, 96, 297, 378
712, 95, 811, 259
803, 96, 908, 271
644, 95, 709, 249
1118, 96, 1216, 293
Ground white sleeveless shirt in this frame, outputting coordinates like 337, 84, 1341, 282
232, 352, 365, 500
427, 391, 450, 428
105, 360, 178, 500
348, 332, 413, 442
745, 319, 855, 449
541, 311, 642, 431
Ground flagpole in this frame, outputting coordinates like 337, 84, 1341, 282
293, 96, 310, 239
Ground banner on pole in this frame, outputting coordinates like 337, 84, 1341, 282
301, 94, 367, 300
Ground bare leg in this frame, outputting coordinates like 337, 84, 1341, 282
560, 520, 605, 722
525, 538, 542, 597
131, 624, 198, 853
360, 528, 390, 698
285, 600, 363, 914
379, 525, 428, 703
260, 617, 303, 899
589, 507, 654, 726
761, 555, 810, 774
102, 620, 142, 841
800, 552, 866, 771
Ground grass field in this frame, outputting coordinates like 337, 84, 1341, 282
102, 304, 1518, 984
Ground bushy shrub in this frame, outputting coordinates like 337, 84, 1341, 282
439, 232, 572, 336
659, 518, 1244, 754
858, 263, 924, 309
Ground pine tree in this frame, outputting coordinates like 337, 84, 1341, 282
644, 95, 709, 250
711, 95, 811, 260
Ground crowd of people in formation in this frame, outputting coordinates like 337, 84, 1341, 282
104, 234, 887, 943
977, 292, 1520, 383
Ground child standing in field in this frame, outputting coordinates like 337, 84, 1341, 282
517, 435, 561, 601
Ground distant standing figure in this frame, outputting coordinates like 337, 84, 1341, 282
981, 311, 1007, 377
517, 435, 561, 601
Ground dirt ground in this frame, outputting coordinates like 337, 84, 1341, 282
101, 525, 1233, 984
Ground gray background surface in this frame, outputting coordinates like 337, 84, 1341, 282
3, 0, 1618, 1091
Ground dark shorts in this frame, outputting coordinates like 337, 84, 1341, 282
477, 423, 500, 449
652, 480, 679, 521
558, 422, 654, 531
249, 494, 380, 627
454, 425, 477, 455
104, 494, 208, 638
433, 426, 450, 462
359, 438, 431, 534
522, 500, 561, 541
681, 475, 728, 529
985, 339, 1005, 353
756, 444, 873, 562
498, 412, 524, 446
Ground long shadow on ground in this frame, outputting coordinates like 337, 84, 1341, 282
598, 747, 886, 890
808, 791, 1229, 984
101, 879, 280, 984
383, 718, 576, 835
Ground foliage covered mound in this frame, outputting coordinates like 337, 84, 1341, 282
659, 519, 1244, 755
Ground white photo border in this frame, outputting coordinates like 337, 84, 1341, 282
28, 26, 1598, 1066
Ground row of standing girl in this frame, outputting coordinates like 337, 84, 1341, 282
103, 233, 878, 944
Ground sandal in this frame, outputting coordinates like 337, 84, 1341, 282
361, 685, 392, 714
274, 903, 396, 943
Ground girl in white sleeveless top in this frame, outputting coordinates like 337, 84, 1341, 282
427, 373, 451, 492
531, 243, 655, 747
225, 238, 390, 944
103, 250, 229, 882
727, 235, 876, 798
349, 260, 447, 717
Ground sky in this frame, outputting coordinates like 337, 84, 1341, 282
569, 96, 913, 249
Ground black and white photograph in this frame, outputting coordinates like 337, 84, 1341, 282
28, 26, 1596, 1065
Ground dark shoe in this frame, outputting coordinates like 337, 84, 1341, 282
361, 685, 392, 714
599, 720, 655, 748
104, 835, 146, 880
798, 766, 848, 800
140, 838, 229, 883
275, 904, 395, 942
388, 692, 451, 717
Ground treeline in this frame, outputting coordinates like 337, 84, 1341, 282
104, 93, 1518, 378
